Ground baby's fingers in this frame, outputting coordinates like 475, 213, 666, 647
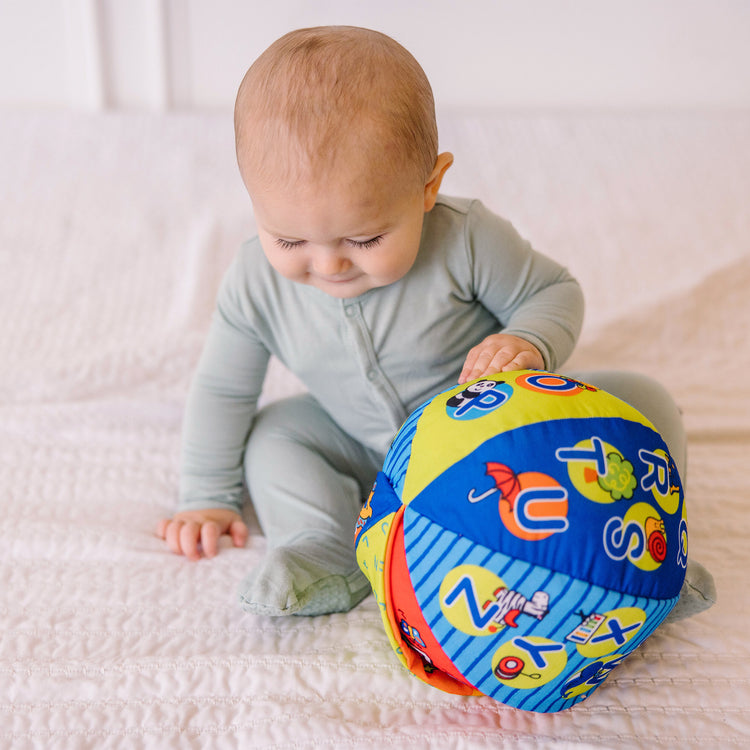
229, 520, 249, 549
163, 520, 184, 555
464, 347, 515, 382
485, 348, 519, 375
500, 348, 543, 372
179, 521, 204, 561
200, 519, 247, 557
458, 348, 481, 383
161, 519, 201, 560
156, 518, 170, 539
459, 346, 493, 383
200, 522, 221, 558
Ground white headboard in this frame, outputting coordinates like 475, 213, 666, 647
3, 0, 750, 111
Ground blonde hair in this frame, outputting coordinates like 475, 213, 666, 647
235, 26, 438, 191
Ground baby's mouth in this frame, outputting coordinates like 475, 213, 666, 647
317, 273, 359, 284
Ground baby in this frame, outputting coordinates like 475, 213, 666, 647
157, 26, 714, 619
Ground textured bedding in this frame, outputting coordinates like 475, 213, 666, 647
1, 111, 748, 748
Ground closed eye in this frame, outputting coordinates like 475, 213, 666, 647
274, 238, 305, 250
274, 235, 384, 250
347, 235, 384, 249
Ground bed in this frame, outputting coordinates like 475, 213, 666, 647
1, 110, 748, 748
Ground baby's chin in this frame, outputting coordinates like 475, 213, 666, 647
306, 273, 385, 298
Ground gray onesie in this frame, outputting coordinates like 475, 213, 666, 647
177, 195, 712, 618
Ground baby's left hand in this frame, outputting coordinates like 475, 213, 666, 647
459, 333, 544, 384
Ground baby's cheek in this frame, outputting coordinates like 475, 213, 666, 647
269, 255, 306, 282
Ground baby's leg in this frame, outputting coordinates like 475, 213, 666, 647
567, 369, 716, 621
567, 370, 687, 474
239, 394, 382, 617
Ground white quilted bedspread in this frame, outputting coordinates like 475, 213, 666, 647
1, 111, 748, 749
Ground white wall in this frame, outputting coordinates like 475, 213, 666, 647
2, 0, 749, 111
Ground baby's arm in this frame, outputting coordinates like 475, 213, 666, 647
158, 247, 270, 560
465, 202, 584, 379
157, 508, 248, 561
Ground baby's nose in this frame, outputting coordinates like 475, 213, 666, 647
313, 250, 351, 276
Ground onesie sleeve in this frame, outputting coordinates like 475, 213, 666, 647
178, 252, 271, 514
466, 200, 584, 371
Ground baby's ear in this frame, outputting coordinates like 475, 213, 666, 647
424, 152, 454, 211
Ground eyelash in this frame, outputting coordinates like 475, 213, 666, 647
275, 239, 304, 250
350, 235, 383, 250
274, 236, 384, 250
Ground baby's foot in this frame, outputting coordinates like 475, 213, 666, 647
238, 540, 370, 616
663, 558, 717, 623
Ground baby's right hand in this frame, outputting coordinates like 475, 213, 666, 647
156, 509, 248, 561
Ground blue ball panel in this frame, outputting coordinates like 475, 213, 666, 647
402, 504, 679, 711
408, 416, 685, 600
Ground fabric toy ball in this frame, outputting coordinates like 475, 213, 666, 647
354, 370, 687, 712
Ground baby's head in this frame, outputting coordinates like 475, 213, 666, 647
234, 26, 453, 299
234, 25, 438, 194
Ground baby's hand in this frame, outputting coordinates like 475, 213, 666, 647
459, 333, 544, 384
156, 509, 248, 561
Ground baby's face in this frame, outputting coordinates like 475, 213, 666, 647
248, 166, 428, 299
